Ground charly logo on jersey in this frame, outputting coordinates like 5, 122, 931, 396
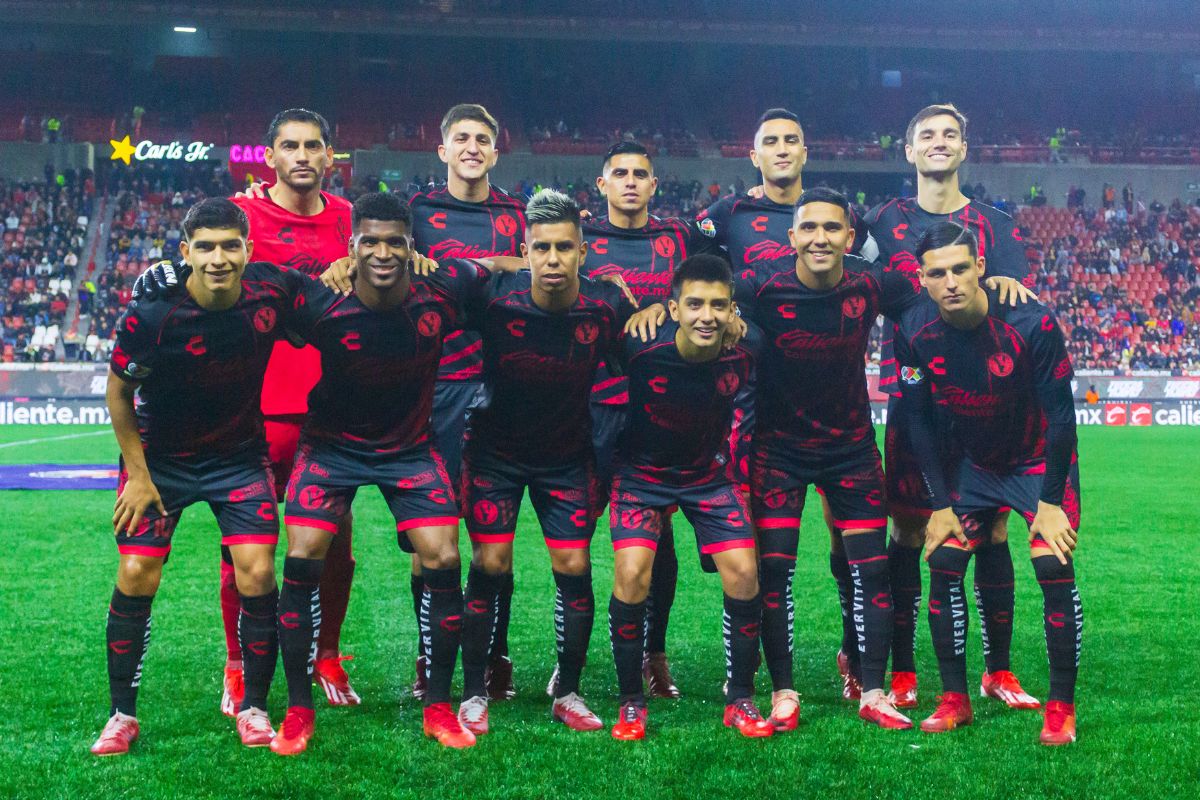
842, 294, 867, 319
494, 214, 518, 238
417, 311, 442, 337
253, 307, 277, 334
574, 320, 600, 345
654, 235, 676, 258
988, 353, 1014, 377
900, 366, 924, 385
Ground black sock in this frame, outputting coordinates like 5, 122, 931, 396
420, 566, 464, 705
842, 530, 892, 693
552, 570, 594, 698
493, 572, 514, 659
410, 573, 426, 659
646, 521, 678, 654
462, 565, 502, 699
279, 557, 323, 709
1033, 555, 1083, 703
106, 588, 153, 717
758, 527, 798, 692
888, 540, 922, 674
926, 545, 972, 695
973, 539, 1015, 674
609, 595, 647, 702
239, 589, 279, 712
829, 547, 859, 674
724, 594, 762, 702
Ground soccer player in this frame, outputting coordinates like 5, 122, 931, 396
866, 103, 1038, 709
270, 193, 488, 753
91, 198, 304, 755
455, 189, 635, 734
895, 222, 1082, 745
407, 103, 526, 701
582, 140, 725, 699
607, 255, 771, 741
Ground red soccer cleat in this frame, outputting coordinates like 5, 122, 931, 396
723, 698, 775, 738
611, 702, 648, 741
270, 706, 315, 756
486, 655, 516, 701
1040, 700, 1077, 746
220, 662, 244, 718
411, 655, 428, 700
920, 692, 974, 733
423, 702, 477, 749
551, 692, 604, 731
236, 707, 275, 747
837, 650, 862, 700
314, 653, 361, 706
643, 652, 681, 699
981, 670, 1041, 710
858, 689, 914, 730
769, 689, 800, 732
90, 712, 139, 756
888, 671, 919, 709
458, 695, 489, 736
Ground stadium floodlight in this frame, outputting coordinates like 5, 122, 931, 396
173, 26, 197, 33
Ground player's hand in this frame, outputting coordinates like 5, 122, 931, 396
411, 252, 440, 277
483, 255, 527, 273
131, 260, 189, 300
625, 303, 667, 341
113, 473, 166, 535
747, 184, 765, 199
321, 257, 356, 295
923, 506, 968, 560
234, 180, 269, 200
598, 272, 638, 309
579, 208, 593, 220
721, 313, 747, 351
986, 276, 1036, 306
1029, 501, 1077, 565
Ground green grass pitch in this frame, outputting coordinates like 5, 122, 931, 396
0, 424, 1195, 799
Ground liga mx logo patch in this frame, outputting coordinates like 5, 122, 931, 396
698, 217, 717, 238
900, 366, 924, 385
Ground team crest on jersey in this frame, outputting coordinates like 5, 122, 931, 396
654, 235, 676, 259
842, 295, 867, 319
716, 370, 740, 396
417, 311, 442, 337
253, 307, 277, 334
698, 217, 716, 238
988, 353, 1014, 377
575, 320, 600, 345
494, 214, 518, 238
900, 366, 924, 385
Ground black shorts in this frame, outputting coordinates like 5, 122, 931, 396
115, 445, 278, 558
460, 445, 598, 550
609, 465, 754, 555
750, 436, 887, 532
952, 456, 1082, 544
432, 380, 485, 484
883, 394, 934, 520
590, 401, 627, 490
283, 437, 459, 544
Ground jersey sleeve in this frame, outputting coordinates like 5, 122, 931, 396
732, 268, 763, 324
983, 209, 1030, 283
285, 271, 332, 343
680, 218, 727, 259
894, 329, 952, 508
848, 207, 879, 262
879, 261, 922, 320
695, 195, 734, 249
110, 302, 158, 383
1028, 310, 1078, 505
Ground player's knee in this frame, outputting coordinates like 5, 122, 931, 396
420, 543, 461, 572
1031, 553, 1075, 584
989, 512, 1010, 544
117, 555, 163, 595
926, 544, 970, 577
473, 546, 511, 575
613, 556, 652, 602
759, 553, 794, 586
235, 560, 276, 595
890, 516, 926, 548
550, 549, 590, 576
719, 559, 759, 600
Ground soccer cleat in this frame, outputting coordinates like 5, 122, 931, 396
837, 650, 862, 700
551, 692, 604, 731
1040, 700, 1077, 746
314, 653, 361, 706
888, 671, 919, 709
643, 652, 681, 699
220, 662, 244, 718
611, 702, 648, 741
270, 706, 315, 756
236, 707, 275, 747
423, 702, 477, 749
545, 664, 560, 698
858, 689, 914, 730
723, 698, 774, 738
458, 695, 489, 736
411, 655, 428, 700
768, 689, 800, 732
920, 692, 974, 733
981, 670, 1041, 710
90, 712, 139, 756
485, 655, 516, 701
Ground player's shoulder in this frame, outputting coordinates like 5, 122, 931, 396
865, 197, 910, 226
968, 199, 1015, 225
321, 191, 353, 211
487, 185, 527, 211
697, 193, 737, 220
843, 253, 879, 279
583, 216, 616, 237
895, 297, 940, 343
579, 273, 626, 309
120, 294, 173, 330
993, 291, 1057, 336
242, 260, 290, 285
746, 256, 796, 289
408, 187, 449, 209
626, 319, 676, 359
736, 319, 765, 357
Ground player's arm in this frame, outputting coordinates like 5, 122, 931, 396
983, 210, 1032, 284
625, 301, 667, 341
681, 218, 730, 259
695, 196, 731, 250
106, 371, 165, 534
1028, 313, 1080, 565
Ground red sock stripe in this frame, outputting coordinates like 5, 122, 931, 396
760, 552, 797, 560
929, 567, 965, 577
1037, 578, 1077, 585
847, 554, 888, 565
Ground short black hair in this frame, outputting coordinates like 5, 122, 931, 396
182, 198, 248, 240
672, 254, 733, 301
440, 103, 499, 141
914, 221, 979, 264
793, 187, 851, 223
265, 108, 332, 148
756, 107, 804, 140
352, 192, 412, 231
525, 188, 581, 232
602, 140, 652, 171
906, 103, 968, 146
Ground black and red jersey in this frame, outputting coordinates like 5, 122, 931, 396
866, 197, 1029, 394
617, 319, 759, 481
895, 290, 1077, 505
582, 214, 723, 405
465, 271, 635, 466
110, 261, 304, 456
409, 185, 526, 382
288, 259, 490, 452
734, 253, 919, 456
